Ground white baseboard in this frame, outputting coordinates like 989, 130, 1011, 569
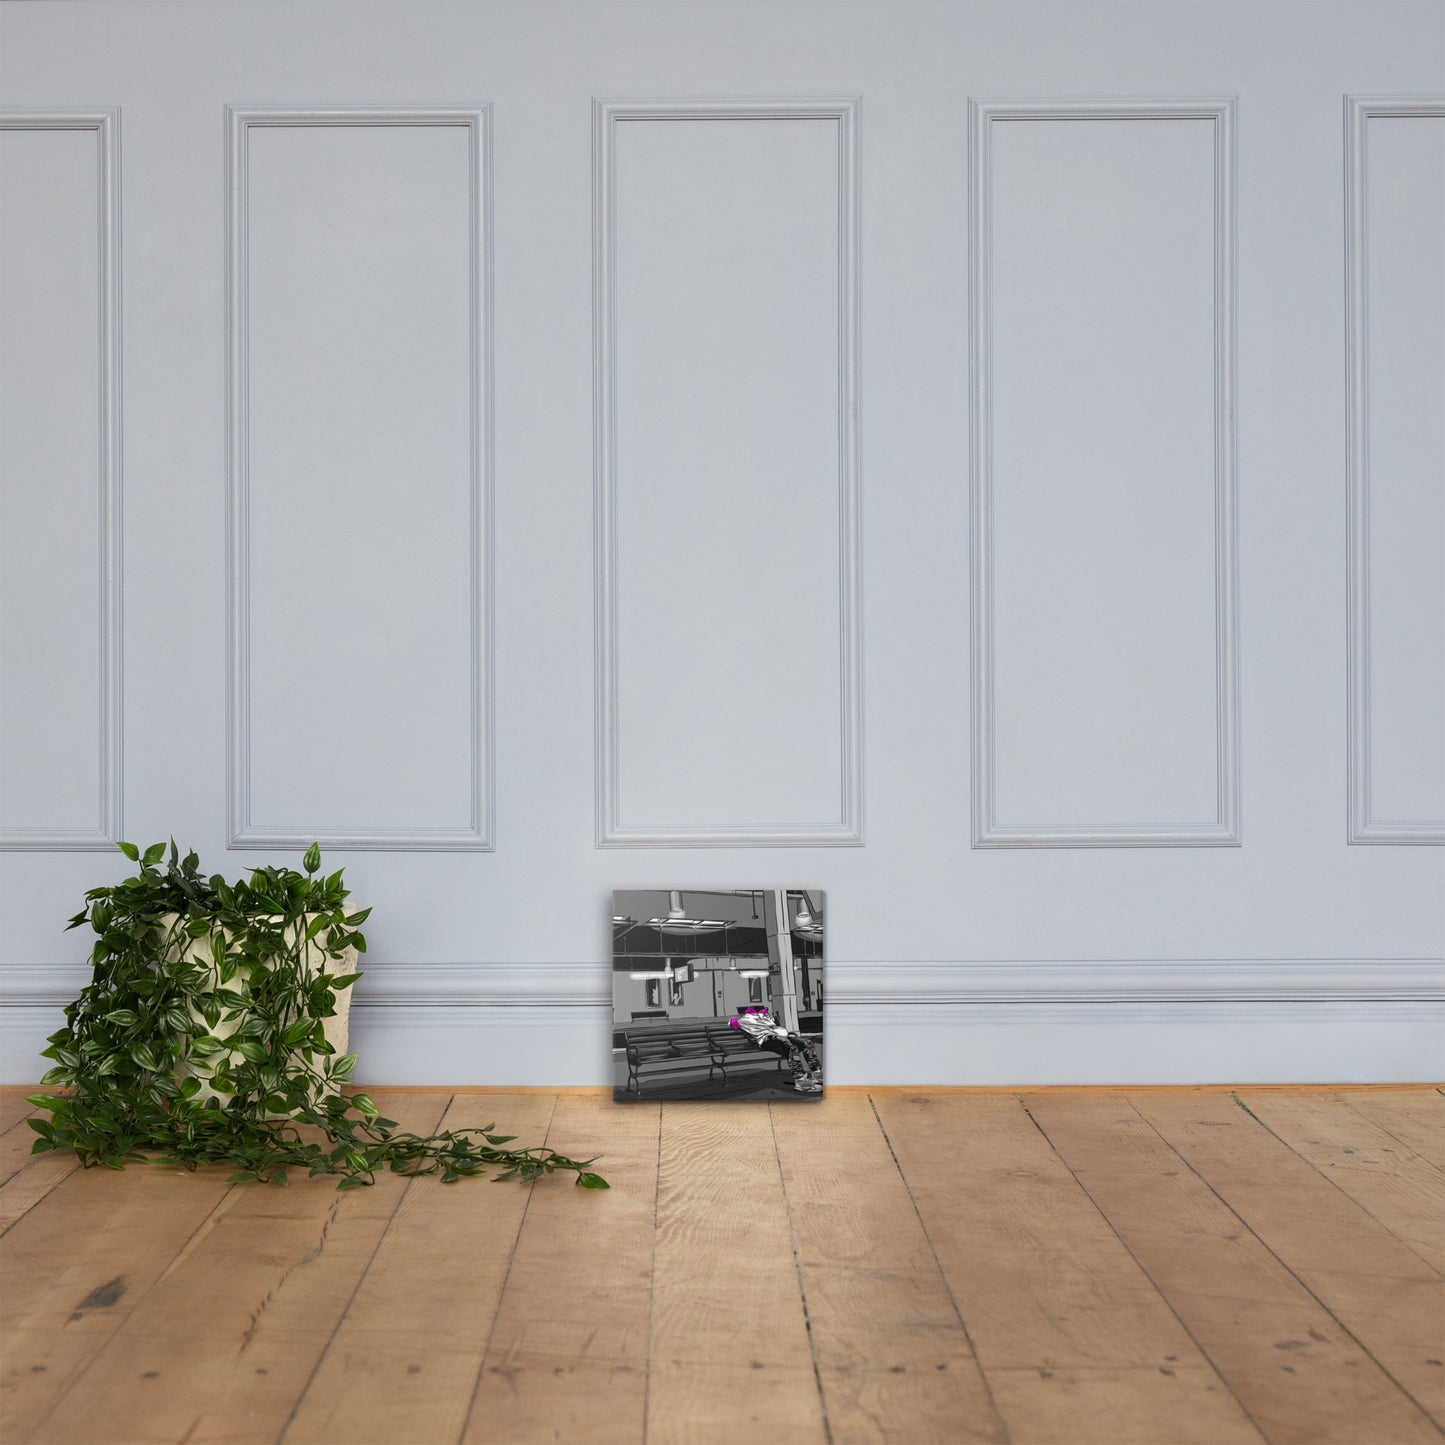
3, 959, 1440, 1086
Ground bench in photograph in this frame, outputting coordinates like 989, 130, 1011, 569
621, 1022, 821, 1095
704, 1027, 792, 1085
622, 1024, 717, 1095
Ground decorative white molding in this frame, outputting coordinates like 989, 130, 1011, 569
225, 106, 494, 851
8, 957, 1437, 1014
827, 957, 1442, 1008
7, 958, 1437, 1083
1345, 95, 1445, 845
0, 109, 123, 852
968, 98, 1239, 848
592, 98, 864, 847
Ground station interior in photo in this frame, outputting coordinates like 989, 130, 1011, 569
612, 889, 824, 1099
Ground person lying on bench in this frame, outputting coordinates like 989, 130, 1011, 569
728, 1006, 822, 1094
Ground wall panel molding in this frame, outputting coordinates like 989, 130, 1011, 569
1345, 94, 1445, 845
592, 98, 863, 847
969, 97, 1239, 848
0, 108, 123, 851
6, 957, 1435, 1015
226, 106, 493, 851
5, 958, 1438, 1085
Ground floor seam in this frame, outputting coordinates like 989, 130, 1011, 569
866, 1092, 1012, 1445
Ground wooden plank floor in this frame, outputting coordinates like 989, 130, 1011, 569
1, 1088, 1440, 1445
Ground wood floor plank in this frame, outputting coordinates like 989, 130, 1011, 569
281, 1093, 557, 1445
462, 1095, 658, 1445
21, 1090, 451, 1445
1334, 1091, 1445, 1173
986, 1366, 1263, 1444
0, 1142, 80, 1232
0, 1108, 40, 1190
1133, 1090, 1445, 1431
3, 1086, 1439, 1445
1025, 1092, 1442, 1445
650, 1360, 830, 1444
1237, 1092, 1445, 1275
647, 1102, 827, 1444
772, 1093, 1007, 1444
0, 1090, 36, 1137
0, 1160, 235, 1442
869, 1092, 1206, 1372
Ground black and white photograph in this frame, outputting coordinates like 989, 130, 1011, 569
612, 890, 824, 1102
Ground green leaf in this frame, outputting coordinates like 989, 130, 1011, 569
117, 841, 140, 861
102, 1009, 138, 1028
303, 843, 321, 875
335, 1177, 366, 1191
576, 1172, 610, 1189
331, 973, 363, 991
142, 842, 166, 867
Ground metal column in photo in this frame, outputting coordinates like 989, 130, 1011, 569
763, 889, 800, 1033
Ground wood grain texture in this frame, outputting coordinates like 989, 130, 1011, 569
771, 1093, 1007, 1443
984, 1366, 1263, 1444
1334, 1090, 1445, 1173
1238, 1092, 1445, 1275
0, 1094, 79, 1213
647, 1102, 826, 1443
1025, 1092, 1443, 1445
0, 1161, 234, 1441
1, 1087, 1440, 1445
0, 1091, 35, 1136
281, 1093, 556, 1445
0, 1125, 80, 1232
869, 1092, 1206, 1370
1133, 1090, 1445, 1431
24, 1090, 449, 1445
463, 1095, 658, 1444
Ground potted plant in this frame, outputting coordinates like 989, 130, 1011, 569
26, 841, 607, 1190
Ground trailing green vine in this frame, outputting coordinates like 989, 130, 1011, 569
27, 842, 608, 1191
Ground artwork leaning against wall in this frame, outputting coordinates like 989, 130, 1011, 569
612, 889, 825, 1102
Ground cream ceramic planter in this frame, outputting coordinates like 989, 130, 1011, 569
155, 912, 358, 1111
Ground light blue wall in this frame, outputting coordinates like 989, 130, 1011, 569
1, 1, 1441, 1082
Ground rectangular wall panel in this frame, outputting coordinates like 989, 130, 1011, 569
227, 107, 491, 850
594, 100, 861, 847
1346, 97, 1445, 844
0, 110, 121, 850
970, 99, 1238, 847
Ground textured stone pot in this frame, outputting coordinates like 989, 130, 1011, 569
156, 912, 357, 1112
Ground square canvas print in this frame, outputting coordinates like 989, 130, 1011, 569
612, 889, 825, 1102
